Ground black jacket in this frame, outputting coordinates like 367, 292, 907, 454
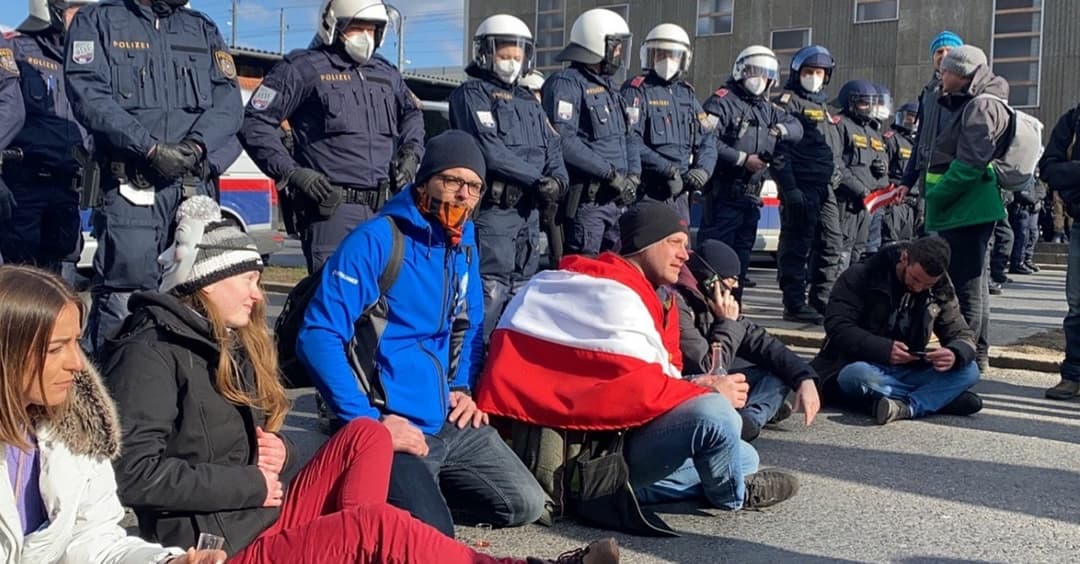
810, 245, 976, 397
1039, 103, 1080, 212
669, 268, 817, 389
103, 292, 302, 555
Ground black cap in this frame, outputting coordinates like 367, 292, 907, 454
695, 240, 741, 279
618, 202, 689, 256
414, 130, 487, 187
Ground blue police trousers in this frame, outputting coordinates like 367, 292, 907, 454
0, 178, 81, 273
475, 204, 540, 341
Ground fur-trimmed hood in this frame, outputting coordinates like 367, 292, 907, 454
36, 359, 121, 460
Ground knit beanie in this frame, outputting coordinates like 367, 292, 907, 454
618, 201, 689, 256
695, 240, 741, 280
414, 130, 487, 187
929, 30, 963, 57
940, 45, 987, 78
159, 195, 263, 295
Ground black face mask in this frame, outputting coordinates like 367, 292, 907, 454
151, 0, 187, 17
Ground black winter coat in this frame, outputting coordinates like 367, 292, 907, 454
1039, 103, 1080, 212
103, 292, 302, 555
810, 245, 976, 398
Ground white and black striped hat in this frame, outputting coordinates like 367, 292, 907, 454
159, 196, 263, 295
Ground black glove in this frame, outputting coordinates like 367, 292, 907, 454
535, 176, 562, 204
0, 180, 14, 223
392, 149, 420, 191
288, 167, 342, 217
781, 189, 806, 225
147, 140, 201, 180
684, 167, 710, 191
870, 159, 888, 179
665, 169, 685, 199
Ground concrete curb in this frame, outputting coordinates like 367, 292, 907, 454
263, 280, 1064, 374
768, 328, 1063, 373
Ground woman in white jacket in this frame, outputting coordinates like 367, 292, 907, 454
0, 265, 223, 564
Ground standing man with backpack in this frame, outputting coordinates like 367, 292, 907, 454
922, 45, 1010, 372
296, 130, 546, 538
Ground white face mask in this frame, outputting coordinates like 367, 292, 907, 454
800, 74, 825, 93
653, 57, 680, 82
493, 58, 523, 84
343, 31, 374, 64
743, 76, 768, 96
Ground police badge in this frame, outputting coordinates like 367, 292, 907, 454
215, 50, 237, 80
72, 41, 94, 65
0, 49, 17, 75
250, 85, 278, 111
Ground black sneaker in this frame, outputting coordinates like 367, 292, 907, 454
874, 397, 912, 425
742, 277, 758, 288
1046, 379, 1080, 400
744, 469, 799, 509
769, 395, 794, 424
938, 391, 983, 416
783, 305, 824, 324
1009, 264, 1035, 275
528, 539, 620, 564
740, 412, 762, 442
1025, 262, 1041, 273
988, 282, 1004, 295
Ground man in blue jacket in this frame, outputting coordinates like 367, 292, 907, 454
297, 130, 546, 538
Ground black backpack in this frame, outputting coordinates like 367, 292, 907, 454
275, 216, 405, 389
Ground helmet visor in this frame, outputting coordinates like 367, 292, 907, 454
476, 36, 535, 74
849, 93, 884, 118
642, 45, 690, 72
741, 63, 779, 82
604, 34, 633, 71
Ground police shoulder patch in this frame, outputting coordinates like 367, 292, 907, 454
630, 75, 646, 88
779, 92, 792, 105
215, 50, 237, 80
475, 110, 496, 129
0, 48, 17, 76
250, 84, 278, 111
556, 99, 574, 122
71, 41, 94, 65
714, 87, 728, 98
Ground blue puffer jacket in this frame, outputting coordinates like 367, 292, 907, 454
297, 188, 483, 434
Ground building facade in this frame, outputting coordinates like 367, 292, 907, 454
463, 0, 1078, 130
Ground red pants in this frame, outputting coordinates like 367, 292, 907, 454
230, 419, 528, 564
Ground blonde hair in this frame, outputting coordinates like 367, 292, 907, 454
0, 266, 82, 450
180, 290, 289, 432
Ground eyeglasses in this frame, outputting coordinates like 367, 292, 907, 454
434, 174, 484, 197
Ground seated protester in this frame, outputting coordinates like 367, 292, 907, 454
811, 237, 983, 425
672, 240, 821, 441
104, 197, 616, 563
478, 202, 799, 512
0, 265, 223, 564
296, 131, 546, 537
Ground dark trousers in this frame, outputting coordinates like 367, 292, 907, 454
807, 189, 845, 312
565, 201, 620, 257
475, 204, 540, 341
988, 218, 1014, 283
837, 198, 869, 270
386, 423, 546, 538
865, 208, 884, 256
739, 365, 791, 433
699, 197, 760, 285
302, 201, 376, 273
778, 188, 834, 310
940, 222, 995, 364
0, 179, 81, 273
1009, 205, 1039, 268
1064, 221, 1080, 382
642, 190, 691, 225
881, 201, 917, 246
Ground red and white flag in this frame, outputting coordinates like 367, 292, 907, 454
476, 254, 707, 431
863, 184, 904, 214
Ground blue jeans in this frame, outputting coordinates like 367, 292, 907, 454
386, 423, 546, 538
625, 394, 760, 510
740, 365, 791, 432
1063, 221, 1080, 382
836, 360, 981, 417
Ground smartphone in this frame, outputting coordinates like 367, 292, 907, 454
912, 351, 928, 360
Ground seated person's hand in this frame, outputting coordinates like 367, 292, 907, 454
692, 373, 749, 409
890, 341, 916, 365
168, 548, 226, 564
255, 427, 286, 475
381, 414, 429, 456
448, 391, 489, 429
259, 467, 283, 507
708, 283, 740, 321
793, 379, 820, 425
925, 347, 957, 372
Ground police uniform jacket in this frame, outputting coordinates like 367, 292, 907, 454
65, 0, 242, 173
0, 35, 26, 151
449, 64, 567, 194
835, 112, 887, 203
771, 83, 838, 193
239, 48, 425, 189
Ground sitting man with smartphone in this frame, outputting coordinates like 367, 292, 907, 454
811, 236, 983, 424
670, 240, 821, 441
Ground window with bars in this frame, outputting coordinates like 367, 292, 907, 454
854, 0, 899, 23
535, 0, 565, 72
992, 0, 1042, 107
697, 0, 734, 36
770, 28, 811, 74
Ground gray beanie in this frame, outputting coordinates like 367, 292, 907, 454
159, 196, 263, 295
940, 45, 987, 77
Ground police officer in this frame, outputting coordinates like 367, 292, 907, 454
541, 8, 638, 257
449, 14, 568, 340
621, 23, 717, 224
239, 0, 425, 273
773, 45, 843, 322
65, 0, 243, 356
863, 83, 894, 257
1, 0, 94, 278
832, 80, 888, 269
880, 101, 918, 244
0, 32, 27, 266
700, 45, 801, 293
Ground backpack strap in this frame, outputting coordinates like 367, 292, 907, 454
377, 215, 405, 294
